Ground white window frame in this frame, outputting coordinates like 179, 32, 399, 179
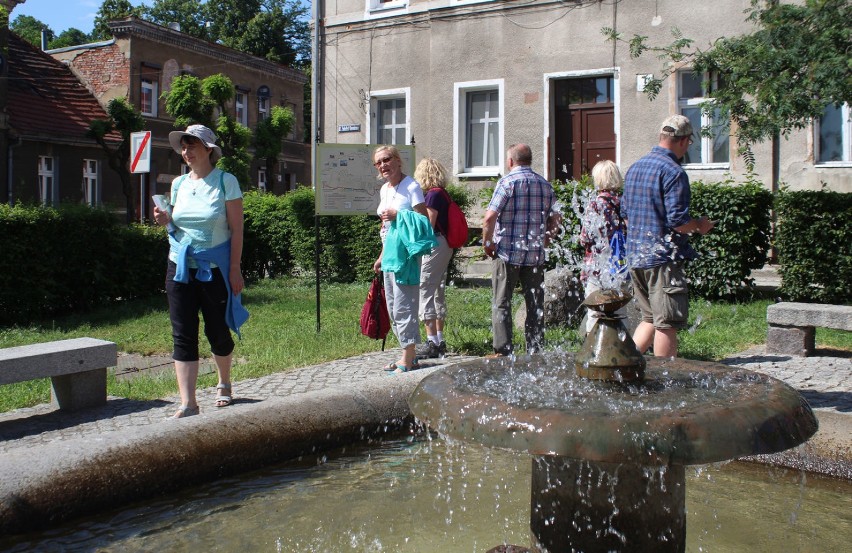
83, 159, 99, 206
38, 156, 55, 206
815, 102, 852, 166
286, 101, 299, 141
258, 167, 268, 191
236, 91, 248, 126
258, 86, 271, 121
677, 70, 729, 169
367, 88, 410, 145
453, 79, 504, 177
141, 78, 158, 117
366, 0, 408, 18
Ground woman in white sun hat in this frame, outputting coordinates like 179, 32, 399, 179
153, 124, 248, 418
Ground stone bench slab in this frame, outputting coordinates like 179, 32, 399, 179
767, 302, 852, 331
767, 303, 851, 357
0, 338, 117, 410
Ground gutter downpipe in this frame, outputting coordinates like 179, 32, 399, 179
7, 136, 21, 206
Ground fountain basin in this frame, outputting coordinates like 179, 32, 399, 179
410, 353, 819, 552
409, 353, 818, 465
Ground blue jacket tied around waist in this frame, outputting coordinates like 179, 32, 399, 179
381, 209, 437, 285
169, 234, 250, 338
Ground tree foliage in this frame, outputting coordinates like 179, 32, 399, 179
164, 74, 216, 128
604, 0, 851, 157
143, 0, 208, 38
163, 73, 252, 188
254, 106, 295, 159
10, 15, 54, 47
204, 0, 310, 66
50, 28, 92, 49
92, 0, 142, 40
255, 105, 296, 186
87, 98, 146, 223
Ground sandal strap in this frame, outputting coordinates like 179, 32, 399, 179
217, 383, 232, 390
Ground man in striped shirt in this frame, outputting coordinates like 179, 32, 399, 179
483, 144, 560, 356
622, 115, 715, 358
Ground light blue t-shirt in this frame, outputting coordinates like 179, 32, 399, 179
168, 168, 242, 266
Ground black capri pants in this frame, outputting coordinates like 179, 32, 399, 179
166, 261, 235, 362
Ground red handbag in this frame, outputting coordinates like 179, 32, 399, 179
360, 276, 391, 347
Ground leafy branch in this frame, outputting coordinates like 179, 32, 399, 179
603, 0, 851, 163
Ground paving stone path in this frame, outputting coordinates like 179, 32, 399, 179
1, 347, 849, 456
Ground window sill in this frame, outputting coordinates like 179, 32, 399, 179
815, 161, 852, 168
457, 169, 500, 179
368, 3, 408, 16
683, 164, 730, 171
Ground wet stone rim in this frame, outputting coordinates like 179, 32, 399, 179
408, 354, 819, 465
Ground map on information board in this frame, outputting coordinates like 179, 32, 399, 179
315, 143, 416, 215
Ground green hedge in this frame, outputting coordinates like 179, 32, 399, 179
242, 191, 293, 282
31, 180, 851, 324
687, 178, 773, 299
775, 190, 851, 304
547, 174, 773, 300
0, 186, 479, 326
0, 204, 167, 325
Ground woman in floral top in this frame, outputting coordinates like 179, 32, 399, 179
579, 160, 626, 333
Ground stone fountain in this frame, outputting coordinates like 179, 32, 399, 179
409, 290, 818, 553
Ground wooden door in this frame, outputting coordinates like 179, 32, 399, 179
553, 77, 616, 182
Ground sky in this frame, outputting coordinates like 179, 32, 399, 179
11, 1, 313, 36
12, 0, 145, 35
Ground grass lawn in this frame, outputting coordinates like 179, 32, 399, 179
1, 277, 849, 413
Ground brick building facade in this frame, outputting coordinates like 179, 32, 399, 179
3, 32, 120, 208
49, 16, 310, 220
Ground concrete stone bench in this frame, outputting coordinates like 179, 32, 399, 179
767, 302, 852, 357
0, 338, 117, 411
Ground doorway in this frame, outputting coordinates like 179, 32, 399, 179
554, 76, 616, 182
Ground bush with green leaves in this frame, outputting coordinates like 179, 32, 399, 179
547, 176, 594, 271
0, 203, 167, 325
283, 187, 382, 283
775, 190, 851, 304
242, 191, 293, 282
542, 173, 772, 300
687, 177, 772, 299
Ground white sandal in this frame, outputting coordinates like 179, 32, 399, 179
172, 405, 200, 419
215, 383, 233, 407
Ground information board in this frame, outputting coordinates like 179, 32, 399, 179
315, 143, 416, 215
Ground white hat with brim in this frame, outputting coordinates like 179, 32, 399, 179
168, 124, 222, 158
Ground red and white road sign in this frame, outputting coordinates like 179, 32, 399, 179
130, 131, 152, 173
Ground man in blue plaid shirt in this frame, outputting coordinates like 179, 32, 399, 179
483, 144, 560, 356
622, 115, 715, 358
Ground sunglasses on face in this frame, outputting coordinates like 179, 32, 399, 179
374, 156, 394, 168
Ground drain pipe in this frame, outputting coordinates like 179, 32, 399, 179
7, 136, 21, 206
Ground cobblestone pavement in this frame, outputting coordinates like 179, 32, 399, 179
0, 347, 849, 456
720, 345, 852, 413
0, 349, 476, 455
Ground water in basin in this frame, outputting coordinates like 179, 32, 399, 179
1, 435, 849, 552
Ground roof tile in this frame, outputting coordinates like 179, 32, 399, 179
7, 33, 118, 142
